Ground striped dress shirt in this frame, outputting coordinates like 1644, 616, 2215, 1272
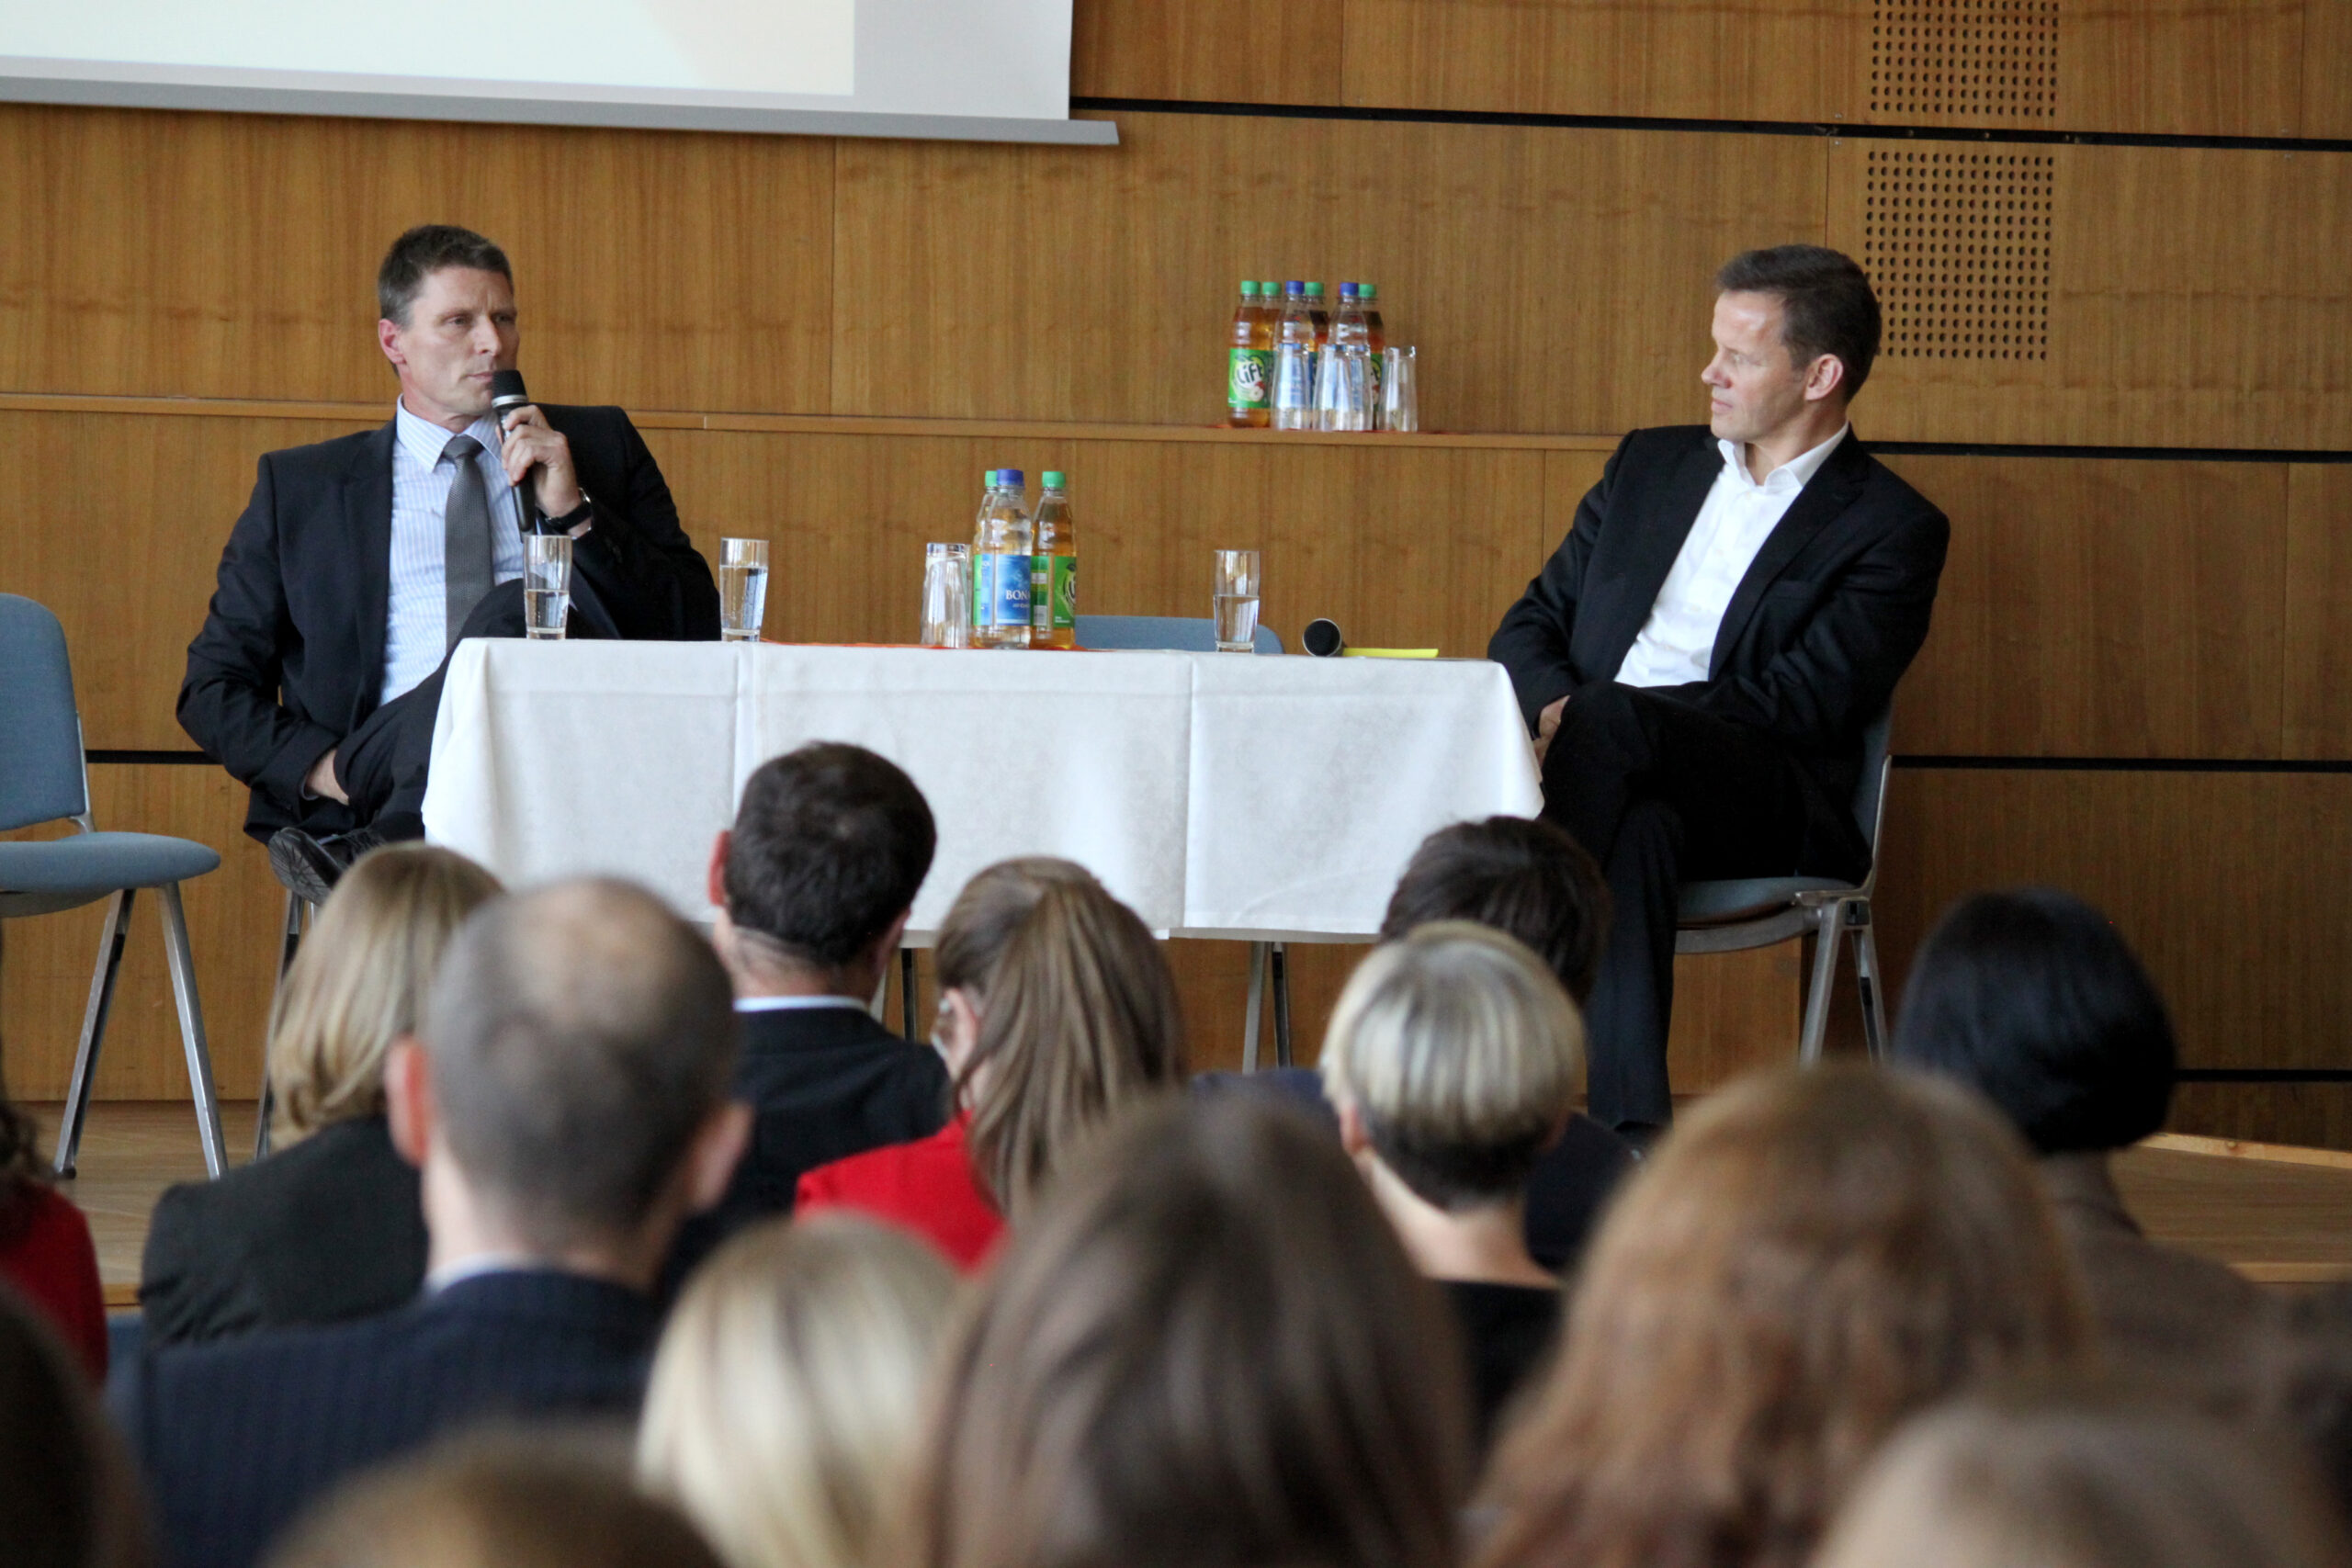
383, 400, 527, 704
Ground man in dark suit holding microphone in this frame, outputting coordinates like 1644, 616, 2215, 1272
179, 225, 719, 901
1489, 246, 1949, 1142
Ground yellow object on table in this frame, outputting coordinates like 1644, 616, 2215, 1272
1339, 648, 1440, 659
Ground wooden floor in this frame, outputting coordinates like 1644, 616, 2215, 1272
32, 1102, 2352, 1309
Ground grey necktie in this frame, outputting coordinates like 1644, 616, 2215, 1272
441, 434, 493, 652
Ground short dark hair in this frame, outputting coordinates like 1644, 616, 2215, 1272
1379, 817, 1612, 1005
1714, 244, 1882, 399
423, 879, 738, 1248
379, 224, 513, 326
0, 1288, 147, 1568
1891, 888, 2176, 1155
723, 744, 937, 974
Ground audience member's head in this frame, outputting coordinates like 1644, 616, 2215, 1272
1379, 817, 1611, 1005
1894, 887, 2176, 1156
1476, 1065, 2090, 1568
916, 1094, 1468, 1568
267, 1437, 723, 1568
639, 1215, 960, 1568
1321, 922, 1582, 1248
1815, 1388, 2352, 1568
0, 1287, 147, 1568
712, 743, 937, 998
385, 878, 748, 1286
933, 858, 1185, 1221
266, 844, 502, 1141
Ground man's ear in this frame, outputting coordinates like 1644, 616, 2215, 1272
1803, 352, 1848, 404
684, 1101, 754, 1214
1336, 1096, 1374, 1158
378, 317, 405, 369
383, 1038, 436, 1168
707, 829, 732, 911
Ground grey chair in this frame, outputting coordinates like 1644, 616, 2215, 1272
1673, 705, 1894, 1064
0, 594, 228, 1178
1071, 614, 1295, 1069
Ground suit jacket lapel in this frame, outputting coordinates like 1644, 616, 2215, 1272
1706, 434, 1868, 678
1585, 434, 1723, 678
346, 422, 397, 723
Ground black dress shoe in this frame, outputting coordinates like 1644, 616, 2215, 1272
266, 827, 387, 905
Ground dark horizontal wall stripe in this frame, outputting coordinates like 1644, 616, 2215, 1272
1073, 97, 2352, 156
1873, 442, 2352, 464
86, 750, 215, 765
2178, 1069, 2352, 1083
1894, 757, 2352, 774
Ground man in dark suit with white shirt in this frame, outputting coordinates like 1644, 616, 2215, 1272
110, 878, 752, 1568
1489, 246, 1950, 1140
178, 225, 719, 901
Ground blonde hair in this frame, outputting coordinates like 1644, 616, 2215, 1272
1816, 1390, 2352, 1568
1320, 921, 1584, 1209
1476, 1064, 2091, 1568
935, 859, 1186, 1221
639, 1216, 961, 1568
266, 844, 501, 1140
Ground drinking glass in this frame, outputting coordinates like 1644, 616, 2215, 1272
523, 535, 571, 640
719, 536, 771, 642
1317, 344, 1373, 433
1272, 341, 1317, 431
1213, 548, 1261, 653
1382, 346, 1419, 433
922, 543, 973, 649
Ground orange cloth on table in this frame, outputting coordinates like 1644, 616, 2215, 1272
796, 1113, 1005, 1272
0, 1181, 107, 1379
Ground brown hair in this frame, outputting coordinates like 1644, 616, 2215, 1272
377, 225, 512, 327
267, 1435, 722, 1568
914, 1093, 1470, 1568
1476, 1065, 2091, 1568
1379, 817, 1611, 1006
0, 1287, 149, 1568
267, 844, 502, 1140
935, 859, 1186, 1220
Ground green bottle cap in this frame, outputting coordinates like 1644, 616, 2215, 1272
1239, 280, 1258, 296
1306, 281, 1325, 298
1262, 281, 1280, 296
983, 469, 996, 485
1042, 471, 1066, 488
1361, 284, 1378, 300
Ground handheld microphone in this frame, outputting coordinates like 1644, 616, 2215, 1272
488, 368, 543, 534
1303, 618, 1346, 657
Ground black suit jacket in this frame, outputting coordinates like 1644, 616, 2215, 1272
139, 1114, 427, 1351
1488, 425, 1949, 845
178, 404, 720, 839
668, 1004, 952, 1285
111, 1269, 659, 1568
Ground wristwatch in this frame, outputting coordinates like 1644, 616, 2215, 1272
543, 495, 594, 535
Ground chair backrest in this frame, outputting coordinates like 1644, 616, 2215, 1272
1075, 614, 1284, 655
1854, 704, 1894, 852
0, 595, 89, 832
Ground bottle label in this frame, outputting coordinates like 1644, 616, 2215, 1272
980, 553, 1032, 628
1228, 347, 1272, 411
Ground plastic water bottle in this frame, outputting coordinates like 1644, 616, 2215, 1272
974, 468, 1033, 649
1323, 283, 1374, 432
1272, 280, 1317, 432
1030, 471, 1077, 649
1227, 282, 1272, 428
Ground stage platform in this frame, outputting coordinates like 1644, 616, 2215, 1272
31, 1103, 2352, 1308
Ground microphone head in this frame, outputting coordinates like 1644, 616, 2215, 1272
1303, 618, 1345, 658
489, 368, 531, 414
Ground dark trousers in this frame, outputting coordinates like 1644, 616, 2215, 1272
1538, 681, 1826, 1133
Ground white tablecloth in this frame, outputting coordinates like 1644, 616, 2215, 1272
424, 641, 1543, 939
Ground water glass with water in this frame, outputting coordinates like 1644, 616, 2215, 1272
524, 535, 571, 640
922, 543, 973, 649
1317, 344, 1373, 432
719, 537, 770, 642
1382, 346, 1419, 433
1213, 548, 1261, 653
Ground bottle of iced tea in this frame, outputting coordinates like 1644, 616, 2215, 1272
1030, 471, 1078, 649
1306, 281, 1331, 345
1227, 281, 1272, 427
1360, 284, 1386, 424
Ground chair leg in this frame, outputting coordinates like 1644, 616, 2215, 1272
900, 947, 920, 1043
1853, 908, 1890, 1063
1797, 904, 1841, 1066
1272, 942, 1294, 1069
255, 891, 309, 1162
159, 883, 227, 1180
53, 888, 134, 1179
1243, 942, 1268, 1073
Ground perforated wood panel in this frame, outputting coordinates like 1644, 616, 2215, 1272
1861, 148, 2053, 360
1870, 0, 2060, 121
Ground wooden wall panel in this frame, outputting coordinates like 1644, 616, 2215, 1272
1340, 0, 1861, 122
2304, 0, 2352, 138
0, 408, 377, 751
2284, 464, 2352, 760
1829, 139, 2352, 450
1872, 768, 2352, 1075
2060, 0, 2306, 138
831, 113, 1827, 434
2168, 1084, 2352, 1151
0, 105, 833, 412
1071, 0, 1343, 104
1883, 456, 2289, 759
0, 765, 280, 1100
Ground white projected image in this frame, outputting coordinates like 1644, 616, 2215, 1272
1, 0, 854, 96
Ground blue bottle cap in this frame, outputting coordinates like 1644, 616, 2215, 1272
1284, 280, 1305, 295
1002, 468, 1024, 486
1340, 281, 1358, 297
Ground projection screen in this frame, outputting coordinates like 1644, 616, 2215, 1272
0, 0, 1114, 145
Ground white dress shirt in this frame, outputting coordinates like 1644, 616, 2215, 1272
1614, 424, 1850, 689
382, 400, 528, 705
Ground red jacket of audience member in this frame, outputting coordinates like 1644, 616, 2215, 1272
797, 1113, 1004, 1271
1, 1181, 107, 1378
